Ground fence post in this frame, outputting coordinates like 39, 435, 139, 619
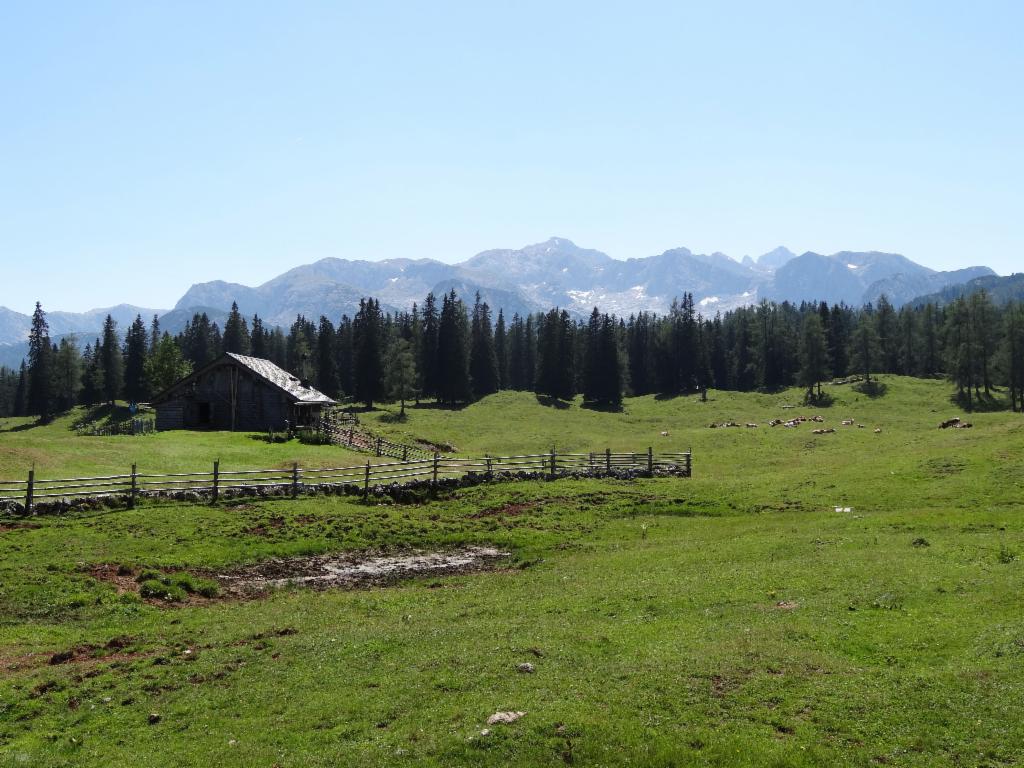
212, 460, 220, 503
550, 446, 557, 478
647, 447, 653, 474
432, 452, 439, 485
687, 449, 692, 477
25, 469, 34, 515
291, 462, 300, 499
129, 463, 138, 509
402, 446, 408, 463
485, 454, 492, 475
376, 437, 382, 456
605, 448, 611, 473
348, 427, 354, 446
363, 461, 371, 499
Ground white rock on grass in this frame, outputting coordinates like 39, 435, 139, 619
487, 711, 526, 725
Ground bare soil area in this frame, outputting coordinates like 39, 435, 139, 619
214, 546, 512, 597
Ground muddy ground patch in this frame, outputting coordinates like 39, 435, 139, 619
214, 546, 512, 597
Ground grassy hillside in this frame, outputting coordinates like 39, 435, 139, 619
1, 377, 1022, 765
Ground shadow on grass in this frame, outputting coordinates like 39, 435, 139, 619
409, 401, 469, 412
580, 401, 625, 413
950, 390, 1010, 413
853, 381, 888, 398
535, 395, 571, 410
803, 391, 835, 408
378, 412, 408, 424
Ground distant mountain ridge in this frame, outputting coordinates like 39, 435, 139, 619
0, 238, 999, 365
908, 273, 1024, 308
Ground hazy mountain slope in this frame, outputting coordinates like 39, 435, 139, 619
863, 266, 996, 306
908, 273, 1024, 307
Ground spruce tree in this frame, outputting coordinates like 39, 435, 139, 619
469, 293, 499, 398
14, 361, 28, 416
419, 292, 440, 400
316, 316, 340, 397
222, 302, 251, 355
353, 299, 385, 408
123, 315, 149, 402
384, 337, 417, 417
27, 302, 55, 418
850, 311, 881, 384
494, 309, 508, 390
797, 312, 830, 399
436, 291, 472, 405
53, 337, 83, 411
99, 315, 123, 404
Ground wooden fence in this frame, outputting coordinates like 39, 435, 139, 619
0, 449, 692, 514
316, 417, 437, 462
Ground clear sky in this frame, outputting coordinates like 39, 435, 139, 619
1, 1, 1021, 314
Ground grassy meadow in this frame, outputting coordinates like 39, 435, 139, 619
1, 376, 1023, 766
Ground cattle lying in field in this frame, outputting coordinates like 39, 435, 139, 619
812, 428, 836, 434
841, 419, 854, 426
939, 417, 972, 429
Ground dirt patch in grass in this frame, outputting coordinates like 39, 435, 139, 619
215, 546, 512, 597
0, 524, 39, 536
89, 564, 140, 595
468, 501, 540, 519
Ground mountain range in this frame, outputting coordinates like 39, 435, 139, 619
0, 237, 999, 367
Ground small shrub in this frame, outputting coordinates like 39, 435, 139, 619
998, 544, 1017, 564
169, 573, 219, 598
912, 537, 930, 548
139, 579, 186, 602
136, 569, 165, 584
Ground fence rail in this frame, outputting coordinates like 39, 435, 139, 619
0, 448, 691, 514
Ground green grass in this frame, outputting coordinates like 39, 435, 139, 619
1, 376, 1023, 766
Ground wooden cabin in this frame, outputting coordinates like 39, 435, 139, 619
152, 353, 335, 432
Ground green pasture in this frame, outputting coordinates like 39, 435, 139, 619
1, 377, 1022, 766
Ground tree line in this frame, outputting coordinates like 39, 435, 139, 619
3, 289, 1024, 419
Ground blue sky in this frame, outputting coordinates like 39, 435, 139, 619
1, 1, 1021, 313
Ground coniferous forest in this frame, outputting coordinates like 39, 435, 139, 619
2, 289, 1023, 420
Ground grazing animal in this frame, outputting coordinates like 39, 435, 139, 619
841, 419, 854, 426
660, 430, 669, 436
768, 419, 783, 427
939, 417, 962, 429
746, 423, 758, 428
873, 428, 882, 433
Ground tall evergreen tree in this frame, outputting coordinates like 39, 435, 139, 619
316, 316, 340, 397
436, 291, 472, 404
469, 293, 499, 398
123, 315, 149, 402
52, 337, 83, 411
353, 299, 385, 407
494, 309, 508, 390
99, 315, 123, 404
797, 312, 830, 398
419, 292, 440, 400
27, 302, 55, 417
849, 311, 880, 384
384, 337, 417, 417
14, 361, 28, 416
222, 301, 251, 355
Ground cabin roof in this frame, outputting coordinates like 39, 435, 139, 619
224, 353, 335, 404
152, 353, 335, 406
